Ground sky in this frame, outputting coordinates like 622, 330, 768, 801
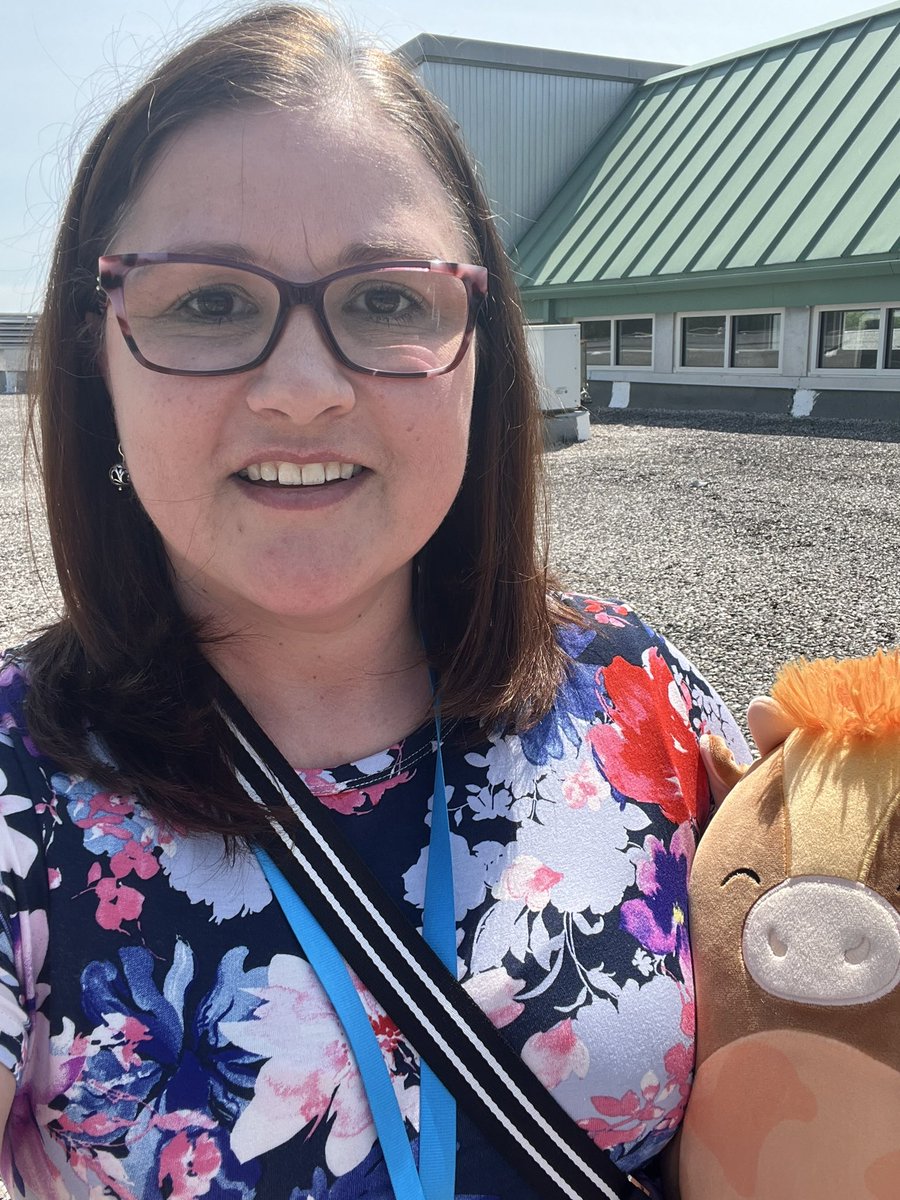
0, 0, 889, 311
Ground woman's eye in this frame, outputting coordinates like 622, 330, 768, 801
179, 288, 256, 319
349, 286, 418, 319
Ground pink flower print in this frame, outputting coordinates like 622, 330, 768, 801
72, 789, 133, 839
315, 770, 411, 816
221, 954, 417, 1173
110, 838, 159, 881
522, 1020, 590, 1089
463, 967, 525, 1029
680, 993, 695, 1039
78, 812, 159, 931
562, 758, 609, 810
58, 1111, 134, 1139
496, 855, 563, 912
663, 1042, 693, 1109
93, 875, 145, 931
580, 1072, 665, 1151
158, 1130, 221, 1199
101, 1012, 153, 1069
370, 1012, 402, 1054
578, 598, 630, 627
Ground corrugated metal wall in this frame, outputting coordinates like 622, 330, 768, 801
417, 61, 635, 245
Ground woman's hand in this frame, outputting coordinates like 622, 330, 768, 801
700, 696, 796, 807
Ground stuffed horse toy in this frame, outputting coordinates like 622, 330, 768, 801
679, 651, 900, 1200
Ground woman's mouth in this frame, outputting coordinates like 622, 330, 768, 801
237, 461, 364, 487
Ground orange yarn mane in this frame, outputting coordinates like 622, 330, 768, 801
771, 650, 900, 740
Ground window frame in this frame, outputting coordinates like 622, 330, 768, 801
811, 303, 900, 374
581, 313, 654, 372
676, 307, 784, 372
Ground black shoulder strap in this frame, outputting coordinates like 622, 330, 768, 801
217, 687, 646, 1200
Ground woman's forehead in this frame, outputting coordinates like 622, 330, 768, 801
111, 105, 471, 272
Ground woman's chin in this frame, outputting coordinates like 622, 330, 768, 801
175, 569, 411, 634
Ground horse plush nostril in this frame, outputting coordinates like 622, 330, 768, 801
844, 934, 871, 965
742, 876, 900, 1006
767, 926, 788, 958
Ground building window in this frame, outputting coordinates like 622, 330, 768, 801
682, 315, 726, 367
680, 312, 782, 370
616, 318, 653, 366
818, 309, 881, 370
732, 313, 781, 369
582, 317, 652, 372
582, 320, 611, 369
815, 305, 900, 372
890, 310, 900, 371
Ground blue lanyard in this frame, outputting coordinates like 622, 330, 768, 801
253, 704, 457, 1200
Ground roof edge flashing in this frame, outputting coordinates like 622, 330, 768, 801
395, 34, 678, 82
518, 256, 900, 300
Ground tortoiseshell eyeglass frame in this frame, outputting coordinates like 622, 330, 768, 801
96, 253, 489, 379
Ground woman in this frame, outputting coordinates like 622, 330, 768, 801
0, 6, 747, 1198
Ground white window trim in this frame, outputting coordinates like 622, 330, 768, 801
810, 302, 900, 375
581, 313, 655, 371
675, 308, 785, 372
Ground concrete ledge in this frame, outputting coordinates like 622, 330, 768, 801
586, 380, 900, 422
801, 389, 900, 423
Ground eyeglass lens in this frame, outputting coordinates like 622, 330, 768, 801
120, 262, 471, 374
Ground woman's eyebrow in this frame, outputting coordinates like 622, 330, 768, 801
155, 240, 258, 260
337, 241, 438, 266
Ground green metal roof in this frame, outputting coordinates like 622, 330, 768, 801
515, 4, 900, 301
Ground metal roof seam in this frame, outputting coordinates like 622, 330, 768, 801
613, 48, 791, 281
644, 43, 807, 278
840, 133, 900, 259
580, 57, 757, 283
793, 63, 900, 263
548, 69, 723, 281
642, 2, 900, 83
682, 22, 863, 274
561, 71, 732, 282
512, 77, 697, 271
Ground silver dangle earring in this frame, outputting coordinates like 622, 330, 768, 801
109, 443, 131, 491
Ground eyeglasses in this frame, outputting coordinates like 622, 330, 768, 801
97, 254, 488, 379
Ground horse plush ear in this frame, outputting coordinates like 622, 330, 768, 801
747, 696, 796, 756
681, 653, 900, 1200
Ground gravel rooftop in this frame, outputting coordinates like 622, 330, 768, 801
3, 395, 900, 735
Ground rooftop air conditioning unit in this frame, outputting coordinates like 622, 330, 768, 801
525, 323, 589, 443
525, 324, 581, 412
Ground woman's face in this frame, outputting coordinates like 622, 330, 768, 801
102, 103, 477, 631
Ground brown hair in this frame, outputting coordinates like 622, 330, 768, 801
23, 3, 572, 835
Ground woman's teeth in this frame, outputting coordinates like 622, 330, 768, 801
239, 462, 362, 486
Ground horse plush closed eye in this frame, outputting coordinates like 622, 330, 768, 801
679, 651, 900, 1200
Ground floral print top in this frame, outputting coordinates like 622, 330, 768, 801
0, 598, 747, 1200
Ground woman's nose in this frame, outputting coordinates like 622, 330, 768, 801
243, 306, 357, 422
